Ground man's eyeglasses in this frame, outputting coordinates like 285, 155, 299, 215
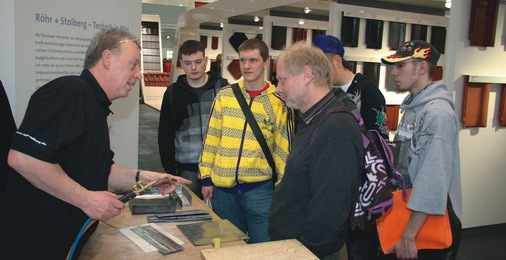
392, 59, 421, 69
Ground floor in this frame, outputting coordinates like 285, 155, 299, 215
138, 103, 164, 173
137, 103, 506, 260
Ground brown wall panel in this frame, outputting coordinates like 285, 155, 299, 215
292, 28, 307, 43
433, 66, 443, 81
469, 0, 499, 47
500, 85, 506, 126
462, 76, 491, 127
385, 105, 400, 131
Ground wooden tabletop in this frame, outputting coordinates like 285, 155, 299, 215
79, 185, 246, 259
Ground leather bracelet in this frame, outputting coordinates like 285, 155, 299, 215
135, 171, 141, 182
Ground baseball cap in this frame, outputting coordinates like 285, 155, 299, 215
381, 40, 440, 65
314, 35, 345, 57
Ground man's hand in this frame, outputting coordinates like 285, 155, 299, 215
153, 175, 191, 195
385, 236, 418, 260
202, 186, 213, 201
385, 211, 429, 259
80, 190, 125, 221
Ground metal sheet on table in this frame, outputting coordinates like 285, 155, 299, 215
176, 219, 249, 246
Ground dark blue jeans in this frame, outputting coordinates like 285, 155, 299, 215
346, 224, 380, 259
212, 181, 273, 243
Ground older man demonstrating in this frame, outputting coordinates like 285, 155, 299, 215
0, 28, 190, 259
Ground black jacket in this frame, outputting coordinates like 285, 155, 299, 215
158, 71, 228, 174
0, 80, 16, 193
345, 73, 389, 139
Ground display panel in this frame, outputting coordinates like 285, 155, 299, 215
365, 19, 383, 49
341, 13, 359, 47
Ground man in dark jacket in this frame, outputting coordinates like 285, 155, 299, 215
158, 40, 228, 199
269, 42, 363, 259
0, 28, 190, 259
315, 34, 389, 259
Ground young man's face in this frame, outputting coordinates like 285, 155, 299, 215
390, 59, 422, 93
180, 51, 207, 82
239, 49, 268, 83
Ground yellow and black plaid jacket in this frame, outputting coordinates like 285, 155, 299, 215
199, 80, 295, 188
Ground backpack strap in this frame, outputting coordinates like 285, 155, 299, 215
312, 105, 406, 192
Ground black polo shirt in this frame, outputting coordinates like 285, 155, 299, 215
0, 70, 115, 259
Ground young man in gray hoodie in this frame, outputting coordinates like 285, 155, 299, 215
380, 40, 462, 260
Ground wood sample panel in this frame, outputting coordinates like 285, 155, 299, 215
462, 76, 491, 127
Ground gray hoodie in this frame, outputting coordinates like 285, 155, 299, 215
394, 80, 462, 219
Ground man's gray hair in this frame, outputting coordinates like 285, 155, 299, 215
278, 42, 332, 88
84, 28, 140, 69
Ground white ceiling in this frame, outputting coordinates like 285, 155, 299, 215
142, 0, 449, 38
142, 0, 448, 10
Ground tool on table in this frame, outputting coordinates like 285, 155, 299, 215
147, 209, 212, 223
118, 176, 176, 202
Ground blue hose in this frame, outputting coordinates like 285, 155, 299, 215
67, 217, 93, 260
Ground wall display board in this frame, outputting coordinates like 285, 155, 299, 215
140, 14, 166, 111
385, 105, 400, 131
388, 22, 406, 50
365, 19, 384, 49
411, 24, 428, 41
1, 0, 141, 168
431, 26, 446, 54
363, 62, 381, 86
462, 76, 491, 128
469, 0, 500, 47
501, 85, 506, 127
271, 26, 288, 50
141, 18, 162, 72
341, 13, 360, 47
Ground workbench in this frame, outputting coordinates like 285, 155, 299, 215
79, 185, 246, 259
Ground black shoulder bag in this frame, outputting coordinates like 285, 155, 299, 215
231, 83, 277, 184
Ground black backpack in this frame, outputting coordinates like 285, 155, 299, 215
311, 106, 405, 230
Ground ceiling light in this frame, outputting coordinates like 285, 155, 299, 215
254, 16, 260, 22
299, 19, 305, 25
445, 0, 451, 8
304, 7, 312, 14
166, 35, 170, 39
